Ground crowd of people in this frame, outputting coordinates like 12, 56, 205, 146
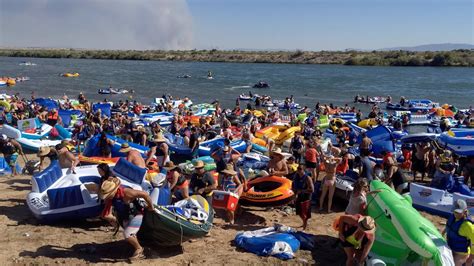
0, 91, 473, 264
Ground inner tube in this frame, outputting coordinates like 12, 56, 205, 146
240, 175, 294, 207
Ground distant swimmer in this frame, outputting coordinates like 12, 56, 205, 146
207, 71, 213, 79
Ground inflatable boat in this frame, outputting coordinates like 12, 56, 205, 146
367, 181, 454, 266
256, 125, 301, 145
139, 112, 174, 126
357, 126, 395, 156
198, 138, 247, 156
154, 98, 193, 109
26, 158, 154, 223
437, 128, 474, 156
26, 161, 103, 223
82, 134, 149, 158
240, 176, 294, 207
410, 181, 474, 218
137, 195, 213, 246
0, 124, 62, 152
334, 170, 358, 201
234, 225, 300, 260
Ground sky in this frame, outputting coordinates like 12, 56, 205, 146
0, 0, 473, 51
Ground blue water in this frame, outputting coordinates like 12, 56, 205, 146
1, 56, 473, 109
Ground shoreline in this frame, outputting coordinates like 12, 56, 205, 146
1, 48, 473, 67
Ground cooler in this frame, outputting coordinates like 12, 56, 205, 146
212, 190, 239, 211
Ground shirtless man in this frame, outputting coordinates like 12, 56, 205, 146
413, 142, 430, 181
55, 143, 79, 174
119, 143, 146, 168
267, 148, 288, 177
360, 132, 372, 157
319, 155, 342, 213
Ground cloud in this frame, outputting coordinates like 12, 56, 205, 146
0, 0, 193, 50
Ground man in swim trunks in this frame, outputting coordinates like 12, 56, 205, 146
359, 132, 372, 157
412, 142, 430, 181
382, 151, 408, 193
0, 134, 23, 176
267, 148, 288, 177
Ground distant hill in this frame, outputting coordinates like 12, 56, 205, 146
380, 43, 474, 51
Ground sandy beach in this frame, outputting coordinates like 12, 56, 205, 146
0, 158, 447, 266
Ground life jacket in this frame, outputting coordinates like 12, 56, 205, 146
47, 112, 58, 120
446, 215, 472, 253
400, 150, 412, 169
336, 158, 349, 175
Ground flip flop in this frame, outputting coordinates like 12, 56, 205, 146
129, 248, 145, 261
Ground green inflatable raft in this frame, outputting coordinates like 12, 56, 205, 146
137, 195, 213, 246
367, 181, 454, 266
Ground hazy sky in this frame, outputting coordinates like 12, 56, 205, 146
1, 0, 473, 50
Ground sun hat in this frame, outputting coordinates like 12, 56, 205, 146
153, 133, 166, 143
454, 199, 468, 214
221, 164, 237, 176
119, 142, 131, 153
99, 178, 121, 200
271, 148, 284, 157
358, 216, 375, 231
163, 161, 178, 171
37, 146, 51, 157
194, 160, 205, 169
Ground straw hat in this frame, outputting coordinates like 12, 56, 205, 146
221, 164, 237, 175
99, 178, 121, 200
37, 146, 51, 157
163, 161, 178, 171
358, 216, 375, 231
271, 148, 284, 157
153, 133, 166, 143
119, 142, 131, 153
137, 126, 145, 132
194, 160, 205, 169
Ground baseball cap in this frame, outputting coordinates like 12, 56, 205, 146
454, 199, 468, 214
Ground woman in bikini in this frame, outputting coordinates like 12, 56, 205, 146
319, 155, 342, 213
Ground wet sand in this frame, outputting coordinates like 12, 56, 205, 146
0, 160, 447, 265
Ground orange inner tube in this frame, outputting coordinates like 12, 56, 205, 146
241, 175, 294, 204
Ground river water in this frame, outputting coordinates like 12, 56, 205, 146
1, 56, 473, 109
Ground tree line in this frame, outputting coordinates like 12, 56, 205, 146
1, 48, 473, 66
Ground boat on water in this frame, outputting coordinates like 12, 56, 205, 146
19, 61, 37, 66
354, 95, 388, 104
253, 81, 270, 88
98, 88, 130, 95
61, 72, 80, 78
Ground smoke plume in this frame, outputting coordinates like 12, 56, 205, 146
0, 0, 193, 50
